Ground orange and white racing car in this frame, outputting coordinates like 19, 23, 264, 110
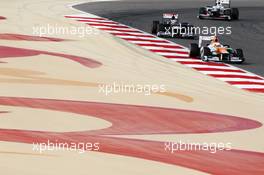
189, 36, 245, 63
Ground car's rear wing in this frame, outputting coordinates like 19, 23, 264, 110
199, 36, 214, 47
215, 0, 231, 7
163, 13, 178, 19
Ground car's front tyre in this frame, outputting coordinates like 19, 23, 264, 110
198, 7, 207, 19
189, 43, 200, 57
231, 8, 239, 20
151, 21, 160, 34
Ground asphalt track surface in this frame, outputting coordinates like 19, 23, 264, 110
74, 0, 264, 77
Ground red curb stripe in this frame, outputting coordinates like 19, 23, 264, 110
195, 68, 245, 73
99, 28, 141, 33
124, 38, 169, 43
209, 74, 262, 80
112, 33, 155, 38
65, 16, 106, 20
227, 81, 264, 85
136, 43, 184, 49
178, 61, 229, 66
77, 19, 119, 24
149, 49, 189, 55
88, 23, 130, 28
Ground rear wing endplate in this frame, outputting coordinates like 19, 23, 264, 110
163, 13, 178, 19
199, 36, 214, 47
215, 0, 231, 6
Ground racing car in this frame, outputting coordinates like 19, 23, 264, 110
189, 36, 245, 63
198, 0, 239, 21
151, 13, 196, 39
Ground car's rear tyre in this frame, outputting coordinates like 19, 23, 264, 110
151, 21, 160, 34
231, 8, 239, 20
189, 43, 200, 57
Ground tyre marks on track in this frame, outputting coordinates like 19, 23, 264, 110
0, 34, 67, 42
0, 46, 102, 68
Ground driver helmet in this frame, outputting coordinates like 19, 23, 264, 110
211, 36, 219, 43
171, 15, 177, 24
